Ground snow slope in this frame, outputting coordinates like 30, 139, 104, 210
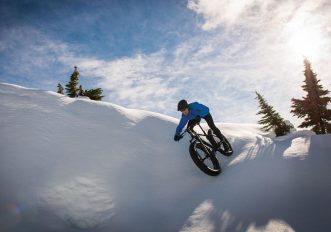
0, 83, 331, 232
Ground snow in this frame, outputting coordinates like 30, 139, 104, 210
0, 83, 331, 232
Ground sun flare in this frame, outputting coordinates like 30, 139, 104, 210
284, 10, 326, 61
287, 27, 323, 59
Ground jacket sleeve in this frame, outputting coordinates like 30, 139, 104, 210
175, 116, 189, 135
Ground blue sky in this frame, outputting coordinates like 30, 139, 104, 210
1, 0, 331, 126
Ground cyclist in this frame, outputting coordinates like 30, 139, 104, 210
174, 100, 227, 149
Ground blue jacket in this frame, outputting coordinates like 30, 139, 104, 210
175, 102, 209, 135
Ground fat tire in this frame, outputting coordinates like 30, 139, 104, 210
207, 130, 233, 156
189, 141, 221, 176
220, 135, 233, 156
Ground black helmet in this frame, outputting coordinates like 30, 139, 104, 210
177, 99, 188, 111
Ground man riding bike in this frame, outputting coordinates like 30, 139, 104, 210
174, 100, 229, 151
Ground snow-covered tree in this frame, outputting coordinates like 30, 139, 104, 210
291, 59, 331, 134
84, 88, 104, 101
78, 85, 85, 96
57, 83, 64, 95
65, 66, 79, 98
255, 91, 292, 136
62, 66, 104, 101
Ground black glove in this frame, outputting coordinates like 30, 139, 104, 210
174, 134, 183, 141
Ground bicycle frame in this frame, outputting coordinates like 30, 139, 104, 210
182, 123, 217, 156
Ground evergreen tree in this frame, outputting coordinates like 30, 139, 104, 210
255, 91, 292, 136
65, 66, 79, 98
57, 83, 64, 94
84, 88, 104, 101
78, 85, 85, 96
291, 59, 331, 134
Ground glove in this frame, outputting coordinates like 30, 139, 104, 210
174, 134, 183, 141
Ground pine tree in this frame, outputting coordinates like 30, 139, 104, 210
78, 85, 85, 96
57, 83, 64, 94
84, 88, 104, 101
255, 91, 292, 136
291, 59, 331, 134
65, 66, 79, 98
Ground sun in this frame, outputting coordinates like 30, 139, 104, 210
287, 27, 323, 60
285, 12, 325, 61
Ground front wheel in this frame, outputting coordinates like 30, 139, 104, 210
189, 142, 221, 176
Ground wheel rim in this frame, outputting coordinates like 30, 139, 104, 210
195, 144, 218, 170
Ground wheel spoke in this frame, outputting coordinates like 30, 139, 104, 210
201, 155, 208, 162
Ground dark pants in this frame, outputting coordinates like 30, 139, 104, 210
187, 113, 223, 139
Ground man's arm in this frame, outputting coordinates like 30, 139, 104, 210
175, 116, 189, 135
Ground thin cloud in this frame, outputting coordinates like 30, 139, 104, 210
66, 51, 179, 112
187, 0, 299, 30
0, 26, 76, 88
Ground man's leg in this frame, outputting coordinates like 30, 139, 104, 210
204, 113, 230, 150
203, 113, 222, 138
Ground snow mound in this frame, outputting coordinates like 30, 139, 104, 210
40, 176, 114, 229
1, 83, 331, 232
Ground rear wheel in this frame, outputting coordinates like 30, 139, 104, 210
189, 141, 221, 176
207, 130, 233, 156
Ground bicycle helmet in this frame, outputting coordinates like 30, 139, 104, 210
177, 99, 188, 111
